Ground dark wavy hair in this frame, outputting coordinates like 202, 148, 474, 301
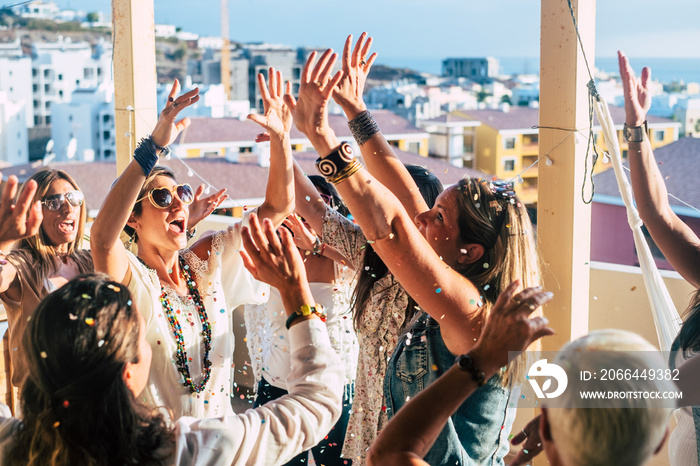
308, 175, 350, 217
351, 165, 443, 330
676, 292, 700, 354
7, 273, 174, 466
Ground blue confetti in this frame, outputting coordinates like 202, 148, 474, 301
435, 288, 442, 293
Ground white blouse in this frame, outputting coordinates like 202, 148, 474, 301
126, 213, 269, 420
244, 265, 358, 391
0, 319, 344, 466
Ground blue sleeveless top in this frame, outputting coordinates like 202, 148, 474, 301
384, 312, 516, 465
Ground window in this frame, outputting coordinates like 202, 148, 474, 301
104, 149, 113, 158
58, 74, 63, 81
503, 137, 516, 149
46, 116, 51, 124
69, 115, 72, 122
59, 90, 63, 97
502, 157, 516, 171
84, 68, 94, 79
33, 100, 38, 108
44, 84, 50, 92
43, 69, 50, 78
32, 69, 37, 77
622, 149, 628, 159
654, 130, 665, 141
293, 67, 301, 79
34, 116, 40, 125
32, 84, 38, 92
103, 114, 111, 123
103, 131, 110, 140
44, 101, 50, 109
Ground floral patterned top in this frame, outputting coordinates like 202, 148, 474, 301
322, 208, 410, 463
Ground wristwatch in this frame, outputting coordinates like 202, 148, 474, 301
623, 121, 647, 143
454, 353, 487, 386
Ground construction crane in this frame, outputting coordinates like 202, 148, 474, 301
220, 0, 231, 100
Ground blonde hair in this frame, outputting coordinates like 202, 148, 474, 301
14, 169, 92, 291
454, 178, 541, 386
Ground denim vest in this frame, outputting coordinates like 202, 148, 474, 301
384, 312, 516, 466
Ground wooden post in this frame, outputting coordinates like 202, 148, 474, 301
538, 0, 596, 350
112, 0, 158, 175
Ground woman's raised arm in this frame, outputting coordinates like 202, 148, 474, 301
287, 50, 484, 355
620, 51, 700, 287
248, 68, 295, 228
0, 175, 41, 296
91, 81, 199, 283
333, 33, 428, 221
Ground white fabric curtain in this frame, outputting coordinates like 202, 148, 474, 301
593, 97, 682, 351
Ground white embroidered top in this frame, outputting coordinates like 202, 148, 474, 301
245, 263, 358, 391
126, 214, 269, 420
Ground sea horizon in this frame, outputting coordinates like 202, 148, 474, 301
376, 56, 700, 85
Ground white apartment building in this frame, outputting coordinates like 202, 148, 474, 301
31, 38, 112, 126
0, 91, 29, 166
156, 79, 250, 119
51, 81, 115, 162
674, 98, 700, 138
11, 1, 60, 20
0, 39, 34, 128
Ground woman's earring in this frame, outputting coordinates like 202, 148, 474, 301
125, 232, 135, 248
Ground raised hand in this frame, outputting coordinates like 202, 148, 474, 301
187, 184, 227, 231
248, 68, 293, 138
0, 174, 42, 246
283, 214, 318, 252
333, 33, 378, 119
469, 281, 554, 376
240, 213, 308, 291
151, 79, 200, 147
618, 51, 651, 127
508, 414, 543, 466
284, 49, 343, 145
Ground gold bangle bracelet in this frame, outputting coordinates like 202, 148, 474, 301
329, 160, 363, 184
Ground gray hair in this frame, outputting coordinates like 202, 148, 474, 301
546, 329, 673, 466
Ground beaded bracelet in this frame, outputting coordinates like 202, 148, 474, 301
133, 137, 159, 176
348, 110, 380, 146
285, 303, 327, 330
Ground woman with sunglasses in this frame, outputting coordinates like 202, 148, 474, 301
91, 70, 298, 420
0, 169, 93, 396
288, 37, 541, 465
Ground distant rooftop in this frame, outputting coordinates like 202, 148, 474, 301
175, 109, 428, 145
461, 106, 676, 132
593, 137, 700, 214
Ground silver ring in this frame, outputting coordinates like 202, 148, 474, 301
522, 428, 528, 438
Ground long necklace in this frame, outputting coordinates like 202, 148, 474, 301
142, 255, 212, 393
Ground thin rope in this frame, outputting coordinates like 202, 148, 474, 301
565, 0, 601, 204
0, 0, 33, 9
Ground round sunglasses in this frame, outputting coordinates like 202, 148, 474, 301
137, 184, 194, 209
41, 190, 85, 211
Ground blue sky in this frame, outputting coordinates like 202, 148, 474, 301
22, 0, 700, 60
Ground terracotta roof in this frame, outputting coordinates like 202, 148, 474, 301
462, 106, 675, 132
174, 109, 427, 145
593, 138, 700, 212
1, 150, 492, 212
422, 113, 481, 125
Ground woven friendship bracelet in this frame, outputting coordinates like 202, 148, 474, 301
348, 110, 380, 146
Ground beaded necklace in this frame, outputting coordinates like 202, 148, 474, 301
140, 255, 212, 393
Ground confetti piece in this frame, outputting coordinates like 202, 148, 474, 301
81, 293, 91, 299
107, 284, 121, 292
127, 300, 132, 306
40, 351, 48, 358
482, 263, 489, 269
431, 364, 438, 371
53, 421, 60, 428
483, 284, 490, 290
68, 313, 78, 320
306, 196, 311, 201
435, 288, 442, 293
98, 340, 105, 347
469, 299, 475, 305
62, 400, 69, 408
